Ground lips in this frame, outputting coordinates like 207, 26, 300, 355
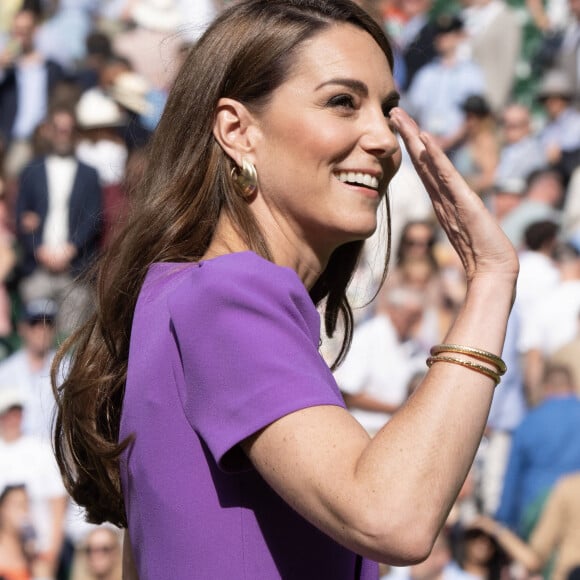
335, 171, 380, 190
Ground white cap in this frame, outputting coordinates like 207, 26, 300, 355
0, 388, 24, 415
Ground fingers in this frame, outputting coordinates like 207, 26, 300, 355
389, 108, 439, 195
390, 108, 478, 206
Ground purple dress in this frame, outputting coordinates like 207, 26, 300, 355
120, 251, 379, 579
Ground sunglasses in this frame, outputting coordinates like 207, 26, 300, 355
403, 238, 435, 248
27, 317, 56, 327
83, 544, 117, 556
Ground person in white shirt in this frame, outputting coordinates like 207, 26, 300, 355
0, 298, 58, 443
15, 106, 102, 336
0, 388, 67, 577
334, 286, 428, 436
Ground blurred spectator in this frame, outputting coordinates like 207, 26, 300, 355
536, 68, 580, 183
397, 0, 437, 91
477, 470, 580, 580
563, 165, 580, 236
495, 363, 580, 536
75, 31, 115, 93
458, 0, 522, 112
386, 220, 448, 347
0, 388, 67, 578
553, 0, 580, 108
333, 285, 427, 436
75, 89, 130, 248
455, 520, 510, 580
0, 193, 16, 343
0, 298, 58, 443
109, 70, 160, 147
488, 175, 527, 224
71, 526, 122, 580
550, 309, 580, 393
403, 13, 485, 152
0, 484, 38, 580
519, 242, 580, 401
15, 105, 102, 336
75, 89, 128, 187
495, 102, 548, 187
35, 0, 98, 71
480, 307, 527, 516
112, 0, 183, 92
500, 167, 564, 249
177, 0, 220, 44
450, 94, 499, 197
407, 529, 473, 580
0, 135, 16, 344
515, 220, 560, 316
0, 8, 66, 179
526, 0, 570, 33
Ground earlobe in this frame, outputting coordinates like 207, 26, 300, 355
213, 98, 258, 164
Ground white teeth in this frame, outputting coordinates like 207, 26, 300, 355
335, 171, 379, 190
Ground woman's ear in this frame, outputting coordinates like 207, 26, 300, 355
213, 98, 259, 165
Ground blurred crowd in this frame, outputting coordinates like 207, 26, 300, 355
0, 0, 579, 579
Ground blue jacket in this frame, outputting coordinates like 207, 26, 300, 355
16, 157, 102, 277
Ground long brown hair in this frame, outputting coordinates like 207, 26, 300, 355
52, 0, 395, 527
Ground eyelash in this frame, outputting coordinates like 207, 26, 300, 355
327, 94, 399, 119
382, 102, 398, 118
327, 94, 356, 110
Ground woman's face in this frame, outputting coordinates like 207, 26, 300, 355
250, 23, 401, 259
464, 530, 496, 565
402, 224, 435, 258
0, 488, 29, 533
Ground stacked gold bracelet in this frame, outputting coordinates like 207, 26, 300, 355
426, 343, 507, 387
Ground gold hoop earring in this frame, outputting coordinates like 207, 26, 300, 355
231, 158, 258, 198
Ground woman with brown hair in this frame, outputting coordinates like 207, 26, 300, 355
52, 1, 518, 578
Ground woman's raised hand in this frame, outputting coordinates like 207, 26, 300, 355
389, 108, 519, 284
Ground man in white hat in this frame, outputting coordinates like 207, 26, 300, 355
0, 298, 59, 444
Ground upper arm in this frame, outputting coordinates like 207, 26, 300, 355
241, 404, 380, 555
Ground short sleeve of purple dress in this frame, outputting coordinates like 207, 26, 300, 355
119, 251, 379, 579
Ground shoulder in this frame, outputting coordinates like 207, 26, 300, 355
166, 252, 320, 343
173, 251, 311, 309
555, 472, 580, 494
20, 158, 46, 177
0, 349, 25, 373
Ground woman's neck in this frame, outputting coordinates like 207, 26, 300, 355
205, 211, 325, 289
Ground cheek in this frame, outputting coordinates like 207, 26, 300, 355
264, 114, 357, 166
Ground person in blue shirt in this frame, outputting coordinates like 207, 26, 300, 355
495, 363, 580, 537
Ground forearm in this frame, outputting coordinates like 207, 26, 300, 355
494, 523, 542, 571
356, 276, 514, 548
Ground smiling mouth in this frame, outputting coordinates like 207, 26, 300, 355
335, 171, 380, 191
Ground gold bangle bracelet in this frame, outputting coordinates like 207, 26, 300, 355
426, 355, 501, 386
430, 344, 507, 375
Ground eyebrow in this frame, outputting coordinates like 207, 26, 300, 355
315, 78, 400, 105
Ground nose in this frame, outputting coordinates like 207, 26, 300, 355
359, 109, 400, 160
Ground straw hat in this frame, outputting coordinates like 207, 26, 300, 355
109, 72, 153, 116
76, 89, 127, 129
